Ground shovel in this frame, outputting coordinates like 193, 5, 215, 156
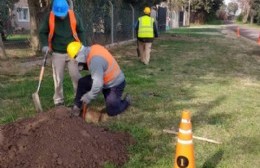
81, 103, 87, 120
32, 50, 48, 112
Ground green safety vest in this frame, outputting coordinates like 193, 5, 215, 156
138, 16, 154, 38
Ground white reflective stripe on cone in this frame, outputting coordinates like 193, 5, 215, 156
179, 129, 192, 134
181, 119, 190, 123
177, 139, 193, 144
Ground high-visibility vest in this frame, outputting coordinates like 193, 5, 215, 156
138, 15, 154, 38
48, 10, 80, 49
86, 44, 121, 84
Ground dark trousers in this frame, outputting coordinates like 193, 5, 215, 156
74, 75, 129, 116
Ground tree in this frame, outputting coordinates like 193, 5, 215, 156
0, 0, 19, 59
190, 0, 224, 23
125, 0, 166, 6
237, 0, 254, 23
0, 35, 7, 59
216, 4, 228, 20
0, 0, 19, 40
27, 0, 52, 54
227, 2, 238, 15
251, 0, 260, 24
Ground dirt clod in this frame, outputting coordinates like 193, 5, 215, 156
0, 107, 135, 168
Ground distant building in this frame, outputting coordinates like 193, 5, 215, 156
158, 1, 182, 29
12, 0, 30, 32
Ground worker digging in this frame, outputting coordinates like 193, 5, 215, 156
67, 41, 132, 122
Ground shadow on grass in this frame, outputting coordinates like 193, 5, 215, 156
4, 40, 30, 49
192, 96, 231, 128
202, 149, 224, 168
243, 48, 260, 57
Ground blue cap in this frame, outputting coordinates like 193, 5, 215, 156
52, 0, 69, 17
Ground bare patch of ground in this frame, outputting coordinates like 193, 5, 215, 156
0, 56, 49, 77
0, 106, 135, 168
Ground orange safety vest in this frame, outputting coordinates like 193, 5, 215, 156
48, 10, 80, 49
86, 45, 121, 84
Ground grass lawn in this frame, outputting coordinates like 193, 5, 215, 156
0, 26, 260, 168
6, 34, 30, 41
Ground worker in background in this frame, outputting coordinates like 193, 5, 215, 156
135, 6, 158, 65
67, 41, 131, 118
39, 0, 86, 106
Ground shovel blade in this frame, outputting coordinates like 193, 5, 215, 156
32, 92, 43, 112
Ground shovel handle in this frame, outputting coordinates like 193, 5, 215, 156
82, 103, 87, 119
36, 51, 48, 92
38, 66, 45, 82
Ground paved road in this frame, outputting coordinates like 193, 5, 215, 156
225, 21, 260, 43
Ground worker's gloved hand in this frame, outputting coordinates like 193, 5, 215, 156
80, 93, 91, 105
78, 63, 88, 71
41, 46, 49, 54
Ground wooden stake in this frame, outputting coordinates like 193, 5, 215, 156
163, 129, 222, 144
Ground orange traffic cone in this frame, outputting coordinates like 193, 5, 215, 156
174, 110, 195, 168
258, 33, 260, 45
237, 27, 240, 37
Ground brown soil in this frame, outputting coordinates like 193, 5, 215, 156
0, 107, 135, 168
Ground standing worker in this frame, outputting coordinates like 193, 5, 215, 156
135, 6, 158, 65
66, 42, 131, 118
39, 0, 86, 106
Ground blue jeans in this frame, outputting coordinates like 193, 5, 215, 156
74, 75, 129, 116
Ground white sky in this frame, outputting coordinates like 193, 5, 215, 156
224, 0, 241, 15
224, 0, 231, 5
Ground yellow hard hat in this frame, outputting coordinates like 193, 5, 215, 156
144, 7, 151, 14
67, 41, 82, 59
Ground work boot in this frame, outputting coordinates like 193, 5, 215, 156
70, 105, 81, 117
116, 93, 131, 120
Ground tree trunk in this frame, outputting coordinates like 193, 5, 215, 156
28, 0, 40, 55
242, 6, 250, 23
0, 35, 7, 59
250, 15, 254, 24
242, 12, 249, 23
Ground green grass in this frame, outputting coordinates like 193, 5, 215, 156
205, 19, 224, 25
6, 34, 30, 41
1, 26, 260, 167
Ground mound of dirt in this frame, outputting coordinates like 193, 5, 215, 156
0, 107, 135, 168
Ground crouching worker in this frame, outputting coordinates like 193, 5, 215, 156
67, 41, 131, 119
